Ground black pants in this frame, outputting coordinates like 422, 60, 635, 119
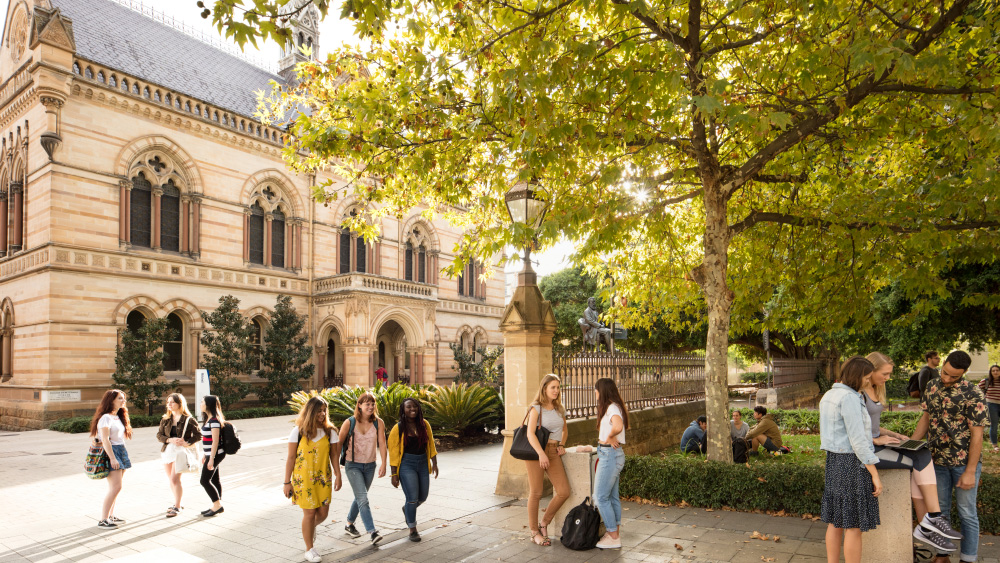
682, 438, 706, 454
200, 453, 225, 502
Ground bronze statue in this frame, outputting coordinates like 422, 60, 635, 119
579, 297, 613, 352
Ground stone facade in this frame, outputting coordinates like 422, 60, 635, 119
0, 0, 503, 430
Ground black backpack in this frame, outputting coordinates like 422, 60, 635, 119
733, 438, 751, 463
220, 422, 241, 455
906, 371, 921, 398
560, 497, 602, 550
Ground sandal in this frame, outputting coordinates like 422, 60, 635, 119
531, 531, 551, 546
166, 506, 180, 518
539, 523, 549, 538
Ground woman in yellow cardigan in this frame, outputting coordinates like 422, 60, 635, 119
388, 398, 439, 542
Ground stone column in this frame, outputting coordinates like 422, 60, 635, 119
190, 198, 201, 256
350, 234, 357, 272
495, 259, 557, 496
117, 180, 129, 245
189, 330, 201, 374
151, 186, 162, 249
242, 208, 250, 263
415, 350, 425, 384
343, 345, 372, 386
296, 224, 303, 271
316, 349, 327, 388
10, 181, 23, 253
0, 190, 7, 257
1, 330, 11, 377
124, 181, 132, 244
180, 196, 190, 253
264, 214, 273, 266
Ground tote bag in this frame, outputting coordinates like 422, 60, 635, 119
173, 418, 200, 474
509, 405, 551, 461
84, 439, 111, 480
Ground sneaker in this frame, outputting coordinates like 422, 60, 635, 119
922, 514, 963, 540
108, 516, 126, 524
596, 535, 622, 549
913, 526, 957, 552
344, 523, 362, 538
409, 529, 421, 542
97, 519, 117, 529
370, 531, 383, 545
304, 548, 322, 562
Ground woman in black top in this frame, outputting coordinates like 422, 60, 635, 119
156, 393, 200, 517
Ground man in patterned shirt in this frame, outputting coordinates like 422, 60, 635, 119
913, 350, 988, 563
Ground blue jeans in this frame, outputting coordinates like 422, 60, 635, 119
988, 403, 1000, 446
346, 461, 377, 533
935, 463, 981, 562
594, 445, 625, 533
399, 453, 429, 528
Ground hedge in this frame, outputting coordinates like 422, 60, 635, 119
734, 408, 921, 436
621, 454, 1000, 534
48, 406, 295, 433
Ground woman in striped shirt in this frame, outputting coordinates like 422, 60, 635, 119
199, 395, 225, 517
979, 365, 1000, 453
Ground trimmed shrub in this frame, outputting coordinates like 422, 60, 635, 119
49, 406, 294, 433
740, 372, 769, 384
734, 408, 920, 436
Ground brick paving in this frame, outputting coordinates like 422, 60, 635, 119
2, 416, 999, 563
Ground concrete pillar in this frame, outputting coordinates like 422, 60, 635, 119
548, 448, 596, 532
495, 262, 557, 496
862, 469, 912, 561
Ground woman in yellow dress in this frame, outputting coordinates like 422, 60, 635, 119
283, 396, 343, 563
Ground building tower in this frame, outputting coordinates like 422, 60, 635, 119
278, 0, 320, 83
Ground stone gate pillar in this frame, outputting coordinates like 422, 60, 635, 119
495, 262, 556, 496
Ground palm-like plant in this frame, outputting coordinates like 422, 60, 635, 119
288, 383, 418, 430
424, 383, 502, 437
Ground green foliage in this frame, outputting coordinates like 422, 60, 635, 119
48, 406, 294, 433
449, 343, 504, 388
733, 408, 920, 437
258, 295, 314, 406
289, 382, 501, 436
539, 267, 600, 350
200, 295, 254, 407
739, 372, 769, 384
113, 316, 179, 414
621, 455, 825, 515
424, 383, 503, 437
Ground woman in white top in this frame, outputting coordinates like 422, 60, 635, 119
88, 389, 133, 528
524, 374, 570, 546
593, 377, 628, 550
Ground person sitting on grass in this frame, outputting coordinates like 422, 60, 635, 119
746, 406, 783, 455
730, 410, 749, 441
680, 416, 707, 454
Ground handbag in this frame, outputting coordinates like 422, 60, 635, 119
509, 405, 551, 461
173, 417, 200, 474
84, 439, 111, 480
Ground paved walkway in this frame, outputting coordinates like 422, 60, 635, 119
2, 416, 998, 562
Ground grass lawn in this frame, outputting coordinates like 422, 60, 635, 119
668, 434, 1000, 474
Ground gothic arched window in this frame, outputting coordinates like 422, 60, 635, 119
251, 317, 264, 371
271, 208, 286, 268
404, 242, 414, 281
163, 313, 184, 372
126, 310, 146, 334
249, 203, 265, 265
339, 209, 369, 274
129, 172, 153, 248
161, 180, 181, 252
124, 152, 194, 254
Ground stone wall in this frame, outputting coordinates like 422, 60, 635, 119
565, 400, 707, 455
756, 382, 821, 410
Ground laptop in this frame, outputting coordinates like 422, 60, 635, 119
890, 439, 927, 451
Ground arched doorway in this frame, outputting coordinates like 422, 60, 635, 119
318, 322, 345, 388
374, 320, 407, 384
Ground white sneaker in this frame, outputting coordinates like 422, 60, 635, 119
596, 535, 622, 549
304, 548, 322, 562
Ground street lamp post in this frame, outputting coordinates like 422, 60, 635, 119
495, 178, 558, 497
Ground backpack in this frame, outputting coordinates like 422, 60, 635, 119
560, 496, 602, 551
220, 422, 241, 455
733, 438, 751, 463
906, 371, 921, 398
339, 416, 380, 466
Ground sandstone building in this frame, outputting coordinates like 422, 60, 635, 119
0, 0, 503, 429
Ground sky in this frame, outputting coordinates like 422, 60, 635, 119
0, 0, 574, 277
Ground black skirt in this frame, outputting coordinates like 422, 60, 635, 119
821, 451, 880, 532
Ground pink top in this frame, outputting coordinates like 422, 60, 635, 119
346, 421, 378, 463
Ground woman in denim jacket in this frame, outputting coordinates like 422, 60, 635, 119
819, 356, 882, 563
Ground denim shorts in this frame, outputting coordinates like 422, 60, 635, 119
111, 444, 132, 470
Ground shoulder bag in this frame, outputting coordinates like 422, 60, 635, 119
84, 438, 111, 480
509, 405, 550, 461
173, 417, 201, 474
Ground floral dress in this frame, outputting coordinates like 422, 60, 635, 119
290, 428, 333, 509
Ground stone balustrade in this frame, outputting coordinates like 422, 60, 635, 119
313, 272, 437, 299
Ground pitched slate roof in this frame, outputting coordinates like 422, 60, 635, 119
51, 0, 284, 120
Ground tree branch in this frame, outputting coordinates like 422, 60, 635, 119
704, 20, 791, 56
872, 83, 997, 95
870, 3, 925, 34
612, 0, 687, 50
729, 210, 1000, 237
752, 172, 809, 184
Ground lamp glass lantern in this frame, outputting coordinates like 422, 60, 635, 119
505, 179, 548, 280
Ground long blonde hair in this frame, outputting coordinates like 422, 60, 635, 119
531, 374, 566, 417
162, 392, 194, 420
865, 351, 893, 404
353, 392, 378, 423
295, 396, 334, 440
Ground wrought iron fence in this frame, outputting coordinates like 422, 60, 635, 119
771, 359, 823, 388
553, 351, 706, 419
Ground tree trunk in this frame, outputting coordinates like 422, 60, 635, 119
702, 184, 734, 462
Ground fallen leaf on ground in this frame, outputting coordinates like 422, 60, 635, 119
751, 531, 771, 541
774, 536, 780, 542
761, 557, 776, 562
675, 544, 683, 550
